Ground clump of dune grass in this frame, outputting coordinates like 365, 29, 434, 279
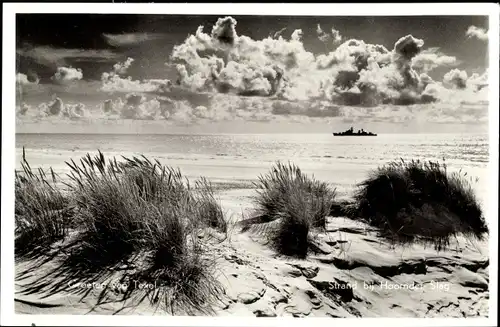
253, 162, 336, 257
353, 159, 488, 249
129, 202, 223, 315
64, 151, 224, 313
15, 148, 70, 256
14, 149, 225, 313
269, 189, 319, 258
193, 177, 227, 233
65, 153, 164, 264
253, 162, 336, 228
66, 152, 227, 246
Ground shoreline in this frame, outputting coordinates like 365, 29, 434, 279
13, 148, 491, 223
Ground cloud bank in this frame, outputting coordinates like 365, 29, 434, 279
171, 16, 486, 109
16, 16, 489, 128
16, 96, 91, 120
17, 45, 119, 67
17, 91, 486, 128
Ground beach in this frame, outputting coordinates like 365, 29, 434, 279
13, 132, 491, 317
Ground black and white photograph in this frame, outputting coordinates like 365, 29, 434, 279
2, 3, 498, 325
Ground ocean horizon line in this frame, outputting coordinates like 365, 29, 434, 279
14, 131, 489, 136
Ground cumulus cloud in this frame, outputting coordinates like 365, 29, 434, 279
101, 58, 172, 94
412, 48, 457, 73
24, 97, 65, 118
393, 34, 424, 61
414, 68, 488, 107
335, 34, 428, 106
331, 28, 342, 45
317, 24, 329, 43
211, 16, 238, 46
171, 16, 466, 108
466, 25, 488, 41
103, 33, 166, 47
316, 24, 342, 46
113, 57, 134, 75
62, 103, 87, 119
52, 67, 83, 83
21, 94, 164, 121
16, 72, 39, 86
443, 68, 488, 93
291, 29, 303, 42
216, 61, 281, 96
467, 70, 488, 91
170, 16, 312, 97
16, 73, 29, 85
443, 69, 468, 89
23, 95, 86, 119
49, 97, 65, 115
101, 73, 172, 94
99, 94, 164, 120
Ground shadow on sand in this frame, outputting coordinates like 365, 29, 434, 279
16, 239, 154, 315
15, 231, 225, 316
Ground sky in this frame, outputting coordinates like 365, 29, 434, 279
15, 14, 491, 134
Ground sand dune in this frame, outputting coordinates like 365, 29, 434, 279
15, 201, 489, 317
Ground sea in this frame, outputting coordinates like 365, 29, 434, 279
14, 133, 492, 217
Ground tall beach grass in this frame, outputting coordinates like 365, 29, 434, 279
353, 159, 488, 249
252, 162, 336, 257
15, 148, 70, 256
15, 150, 226, 314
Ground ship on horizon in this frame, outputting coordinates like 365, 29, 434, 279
333, 127, 377, 136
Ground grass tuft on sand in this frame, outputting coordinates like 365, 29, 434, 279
15, 150, 226, 314
15, 147, 70, 256
127, 202, 224, 315
65, 153, 191, 263
193, 177, 227, 233
353, 159, 488, 249
253, 162, 336, 257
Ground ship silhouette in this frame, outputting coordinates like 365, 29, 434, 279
333, 127, 377, 136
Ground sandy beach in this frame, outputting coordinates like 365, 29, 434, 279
14, 139, 491, 317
